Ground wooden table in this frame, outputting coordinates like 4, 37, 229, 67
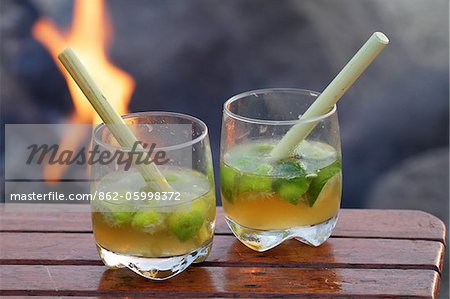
0, 205, 446, 298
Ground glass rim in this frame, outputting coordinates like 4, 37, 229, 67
93, 111, 208, 152
223, 88, 337, 125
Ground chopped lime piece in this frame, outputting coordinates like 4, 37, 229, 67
168, 199, 207, 242
94, 193, 135, 226
101, 203, 135, 226
306, 160, 342, 206
273, 175, 311, 205
220, 164, 237, 203
168, 210, 204, 242
107, 211, 134, 225
93, 172, 138, 226
238, 173, 272, 194
131, 210, 163, 233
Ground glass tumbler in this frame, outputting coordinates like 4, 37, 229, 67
220, 89, 342, 251
91, 112, 216, 280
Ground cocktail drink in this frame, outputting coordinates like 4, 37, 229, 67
220, 89, 342, 251
91, 112, 216, 280
221, 141, 341, 228
92, 169, 215, 257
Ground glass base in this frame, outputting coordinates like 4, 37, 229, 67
96, 241, 212, 280
225, 215, 338, 252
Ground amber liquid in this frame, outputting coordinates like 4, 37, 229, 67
92, 192, 215, 257
222, 184, 341, 230
91, 168, 215, 258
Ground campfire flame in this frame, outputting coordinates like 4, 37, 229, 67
32, 0, 135, 180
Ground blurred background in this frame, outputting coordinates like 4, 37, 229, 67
1, 0, 448, 294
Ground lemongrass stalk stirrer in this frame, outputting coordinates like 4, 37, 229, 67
270, 32, 389, 160
58, 48, 173, 192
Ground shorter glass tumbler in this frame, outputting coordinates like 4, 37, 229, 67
91, 112, 216, 280
220, 89, 342, 251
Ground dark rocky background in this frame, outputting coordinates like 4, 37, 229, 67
1, 0, 448, 296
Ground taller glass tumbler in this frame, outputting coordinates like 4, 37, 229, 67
220, 89, 342, 251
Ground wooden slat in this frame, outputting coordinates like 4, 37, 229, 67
0, 204, 92, 232
0, 205, 445, 298
0, 205, 446, 243
332, 209, 446, 244
0, 265, 440, 298
0, 233, 445, 273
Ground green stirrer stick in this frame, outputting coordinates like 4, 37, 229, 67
58, 48, 173, 191
270, 32, 389, 160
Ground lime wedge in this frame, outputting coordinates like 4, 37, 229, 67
306, 160, 342, 206
131, 210, 164, 233
314, 173, 342, 206
273, 175, 311, 205
238, 173, 272, 194
168, 199, 208, 242
220, 163, 237, 203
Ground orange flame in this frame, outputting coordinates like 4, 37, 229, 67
32, 0, 135, 180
